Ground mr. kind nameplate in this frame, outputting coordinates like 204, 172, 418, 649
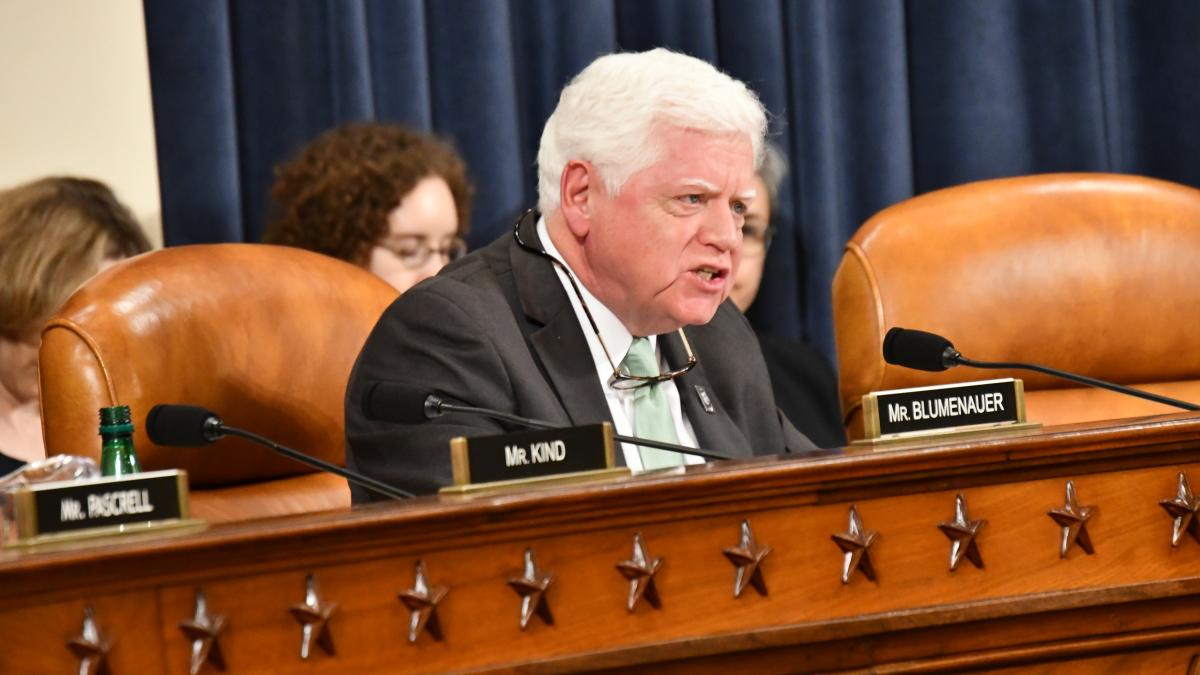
447, 423, 618, 489
861, 378, 1032, 441
9, 469, 190, 544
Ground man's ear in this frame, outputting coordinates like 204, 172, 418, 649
559, 160, 595, 238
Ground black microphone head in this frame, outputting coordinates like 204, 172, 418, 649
146, 404, 222, 447
882, 327, 959, 372
363, 381, 440, 424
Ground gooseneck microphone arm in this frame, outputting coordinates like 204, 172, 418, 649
146, 404, 414, 501
882, 327, 1200, 413
428, 396, 554, 430
952, 355, 1200, 412
424, 394, 733, 461
216, 425, 415, 500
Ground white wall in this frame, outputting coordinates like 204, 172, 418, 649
0, 0, 162, 246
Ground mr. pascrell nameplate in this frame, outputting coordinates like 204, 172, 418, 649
442, 422, 627, 494
859, 378, 1039, 444
7, 469, 193, 546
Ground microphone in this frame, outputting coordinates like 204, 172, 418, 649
882, 327, 958, 372
363, 380, 733, 461
362, 381, 550, 430
882, 327, 1200, 412
146, 404, 414, 500
145, 404, 225, 446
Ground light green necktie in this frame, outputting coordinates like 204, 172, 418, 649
621, 337, 685, 469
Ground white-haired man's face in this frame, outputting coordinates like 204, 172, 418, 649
575, 126, 756, 335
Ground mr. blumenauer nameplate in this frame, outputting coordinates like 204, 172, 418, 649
860, 378, 1037, 443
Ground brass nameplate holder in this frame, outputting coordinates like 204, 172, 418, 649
6, 469, 199, 547
441, 422, 628, 495
856, 378, 1040, 446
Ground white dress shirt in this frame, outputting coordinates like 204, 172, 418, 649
537, 217, 703, 470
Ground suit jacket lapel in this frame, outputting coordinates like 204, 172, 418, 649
510, 212, 613, 428
663, 331, 753, 458
508, 213, 747, 462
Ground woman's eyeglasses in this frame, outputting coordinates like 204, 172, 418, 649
376, 235, 467, 269
740, 222, 775, 257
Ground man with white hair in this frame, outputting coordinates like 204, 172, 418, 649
346, 49, 822, 499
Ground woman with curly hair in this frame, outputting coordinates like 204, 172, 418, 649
264, 122, 474, 294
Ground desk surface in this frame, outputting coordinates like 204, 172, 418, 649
5, 413, 1200, 673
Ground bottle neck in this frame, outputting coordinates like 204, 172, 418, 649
101, 432, 134, 447
100, 427, 140, 476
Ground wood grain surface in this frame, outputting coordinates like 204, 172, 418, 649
4, 414, 1200, 673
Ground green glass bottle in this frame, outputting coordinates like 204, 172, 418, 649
99, 405, 142, 477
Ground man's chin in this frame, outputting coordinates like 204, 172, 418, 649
671, 302, 723, 329
628, 296, 725, 335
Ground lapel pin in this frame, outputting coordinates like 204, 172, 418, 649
694, 385, 715, 413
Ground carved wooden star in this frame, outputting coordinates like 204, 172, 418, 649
398, 560, 449, 643
938, 493, 987, 571
179, 589, 227, 674
1160, 472, 1200, 548
616, 533, 663, 612
67, 605, 112, 675
723, 520, 772, 598
831, 505, 878, 584
507, 548, 555, 629
289, 574, 337, 659
1048, 479, 1097, 558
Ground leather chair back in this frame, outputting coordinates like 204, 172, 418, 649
39, 244, 397, 520
833, 173, 1200, 440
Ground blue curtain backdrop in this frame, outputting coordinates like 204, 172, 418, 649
142, 0, 1200, 363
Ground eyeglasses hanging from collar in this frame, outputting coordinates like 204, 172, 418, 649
512, 210, 697, 390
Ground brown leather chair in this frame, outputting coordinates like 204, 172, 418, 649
833, 173, 1200, 441
38, 244, 397, 522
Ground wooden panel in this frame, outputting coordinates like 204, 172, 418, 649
976, 646, 1200, 675
55, 463, 1200, 673
5, 415, 1200, 672
592, 591, 1200, 673
0, 590, 165, 674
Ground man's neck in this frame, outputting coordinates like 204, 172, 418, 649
544, 215, 596, 292
544, 213, 643, 334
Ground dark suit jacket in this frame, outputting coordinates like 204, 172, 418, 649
345, 212, 821, 500
0, 451, 24, 477
757, 333, 848, 449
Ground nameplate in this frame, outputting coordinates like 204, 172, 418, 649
861, 378, 1032, 441
8, 469, 191, 545
446, 423, 618, 489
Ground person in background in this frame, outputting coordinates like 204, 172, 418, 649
0, 177, 152, 471
729, 143, 848, 448
264, 122, 474, 294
